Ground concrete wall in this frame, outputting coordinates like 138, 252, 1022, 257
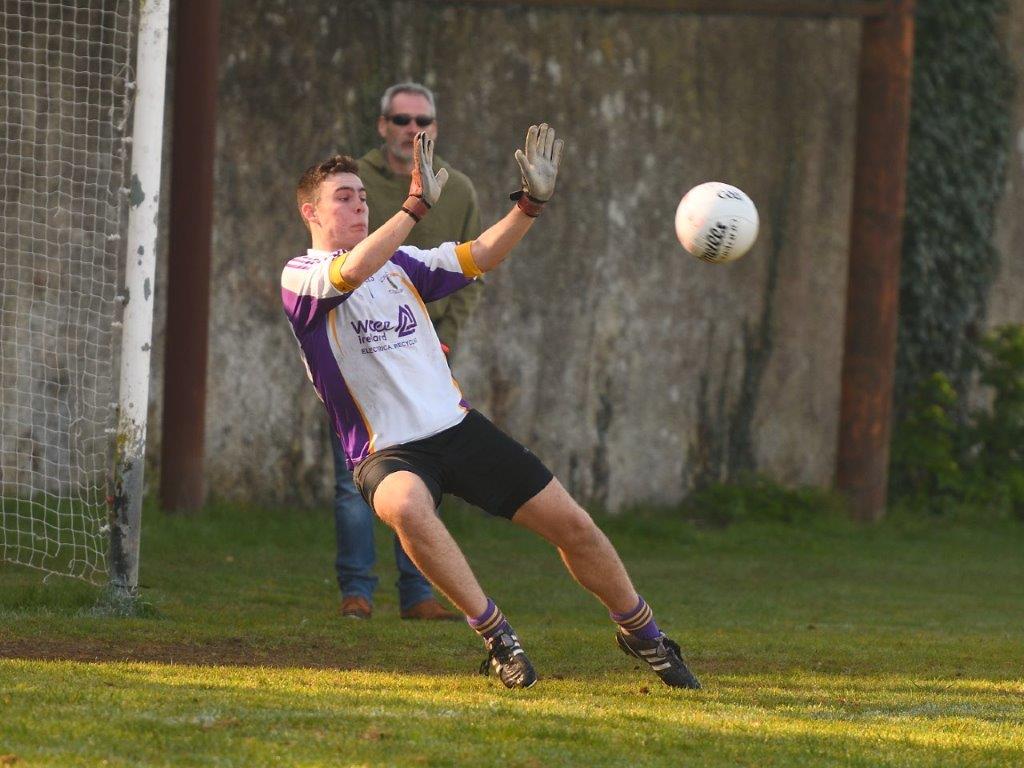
144, 1, 864, 510
5, 3, 1020, 514
989, 0, 1024, 329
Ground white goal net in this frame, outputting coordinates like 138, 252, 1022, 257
1, 1, 137, 583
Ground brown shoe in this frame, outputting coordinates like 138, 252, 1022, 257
400, 598, 461, 621
341, 595, 372, 619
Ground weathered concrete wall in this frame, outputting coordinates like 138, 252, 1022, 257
147, 1, 864, 510
989, 0, 1024, 328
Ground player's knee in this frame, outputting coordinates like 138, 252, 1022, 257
392, 502, 433, 533
371, 472, 433, 529
375, 491, 430, 532
558, 509, 604, 551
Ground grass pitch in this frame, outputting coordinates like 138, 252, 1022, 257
1, 499, 1022, 767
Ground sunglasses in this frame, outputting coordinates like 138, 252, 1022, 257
386, 113, 435, 127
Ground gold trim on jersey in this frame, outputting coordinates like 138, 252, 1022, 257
400, 276, 469, 412
455, 241, 483, 279
329, 253, 359, 293
400, 277, 430, 318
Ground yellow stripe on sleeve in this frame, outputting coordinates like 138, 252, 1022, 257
328, 253, 359, 293
455, 241, 484, 279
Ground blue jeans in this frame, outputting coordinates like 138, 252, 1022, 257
330, 429, 434, 611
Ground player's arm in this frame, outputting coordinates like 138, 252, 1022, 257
336, 132, 449, 288
467, 123, 564, 274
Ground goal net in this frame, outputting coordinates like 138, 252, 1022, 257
1, 1, 137, 583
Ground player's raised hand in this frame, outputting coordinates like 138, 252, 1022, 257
514, 123, 564, 203
411, 131, 449, 207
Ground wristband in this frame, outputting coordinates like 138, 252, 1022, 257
509, 190, 545, 218
402, 195, 430, 222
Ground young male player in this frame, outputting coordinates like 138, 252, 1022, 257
331, 82, 483, 622
282, 126, 700, 689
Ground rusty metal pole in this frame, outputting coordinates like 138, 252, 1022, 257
159, 0, 220, 513
837, 0, 915, 522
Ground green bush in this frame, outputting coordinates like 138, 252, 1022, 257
890, 324, 1024, 519
889, 372, 962, 513
681, 475, 847, 528
966, 325, 1024, 518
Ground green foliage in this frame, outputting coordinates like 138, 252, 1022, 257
896, 0, 1016, 413
967, 325, 1024, 517
889, 372, 962, 512
680, 475, 847, 528
891, 325, 1024, 519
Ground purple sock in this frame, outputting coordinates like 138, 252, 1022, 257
467, 598, 511, 641
611, 595, 662, 641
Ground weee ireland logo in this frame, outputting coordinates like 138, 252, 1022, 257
350, 304, 418, 345
396, 305, 417, 337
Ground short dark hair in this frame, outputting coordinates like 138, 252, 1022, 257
296, 154, 360, 230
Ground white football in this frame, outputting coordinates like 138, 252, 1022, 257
674, 182, 759, 263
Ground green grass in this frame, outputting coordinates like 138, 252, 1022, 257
1, 500, 1023, 767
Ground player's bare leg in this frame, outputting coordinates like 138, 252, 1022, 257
372, 471, 538, 688
513, 478, 701, 689
511, 478, 637, 612
371, 471, 488, 617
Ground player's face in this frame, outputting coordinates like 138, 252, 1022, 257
378, 92, 438, 165
314, 172, 369, 250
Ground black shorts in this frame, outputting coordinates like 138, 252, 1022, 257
353, 410, 553, 520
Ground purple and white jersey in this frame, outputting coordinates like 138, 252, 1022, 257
281, 242, 482, 469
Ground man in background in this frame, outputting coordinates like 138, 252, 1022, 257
330, 82, 483, 620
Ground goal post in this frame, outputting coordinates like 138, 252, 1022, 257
108, 0, 170, 596
0, 0, 169, 593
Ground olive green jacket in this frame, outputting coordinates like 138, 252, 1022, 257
357, 148, 483, 348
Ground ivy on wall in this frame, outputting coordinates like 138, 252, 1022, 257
895, 0, 1016, 414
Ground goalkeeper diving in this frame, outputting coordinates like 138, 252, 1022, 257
281, 125, 700, 689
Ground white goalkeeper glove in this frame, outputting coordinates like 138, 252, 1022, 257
511, 123, 564, 217
402, 132, 449, 222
